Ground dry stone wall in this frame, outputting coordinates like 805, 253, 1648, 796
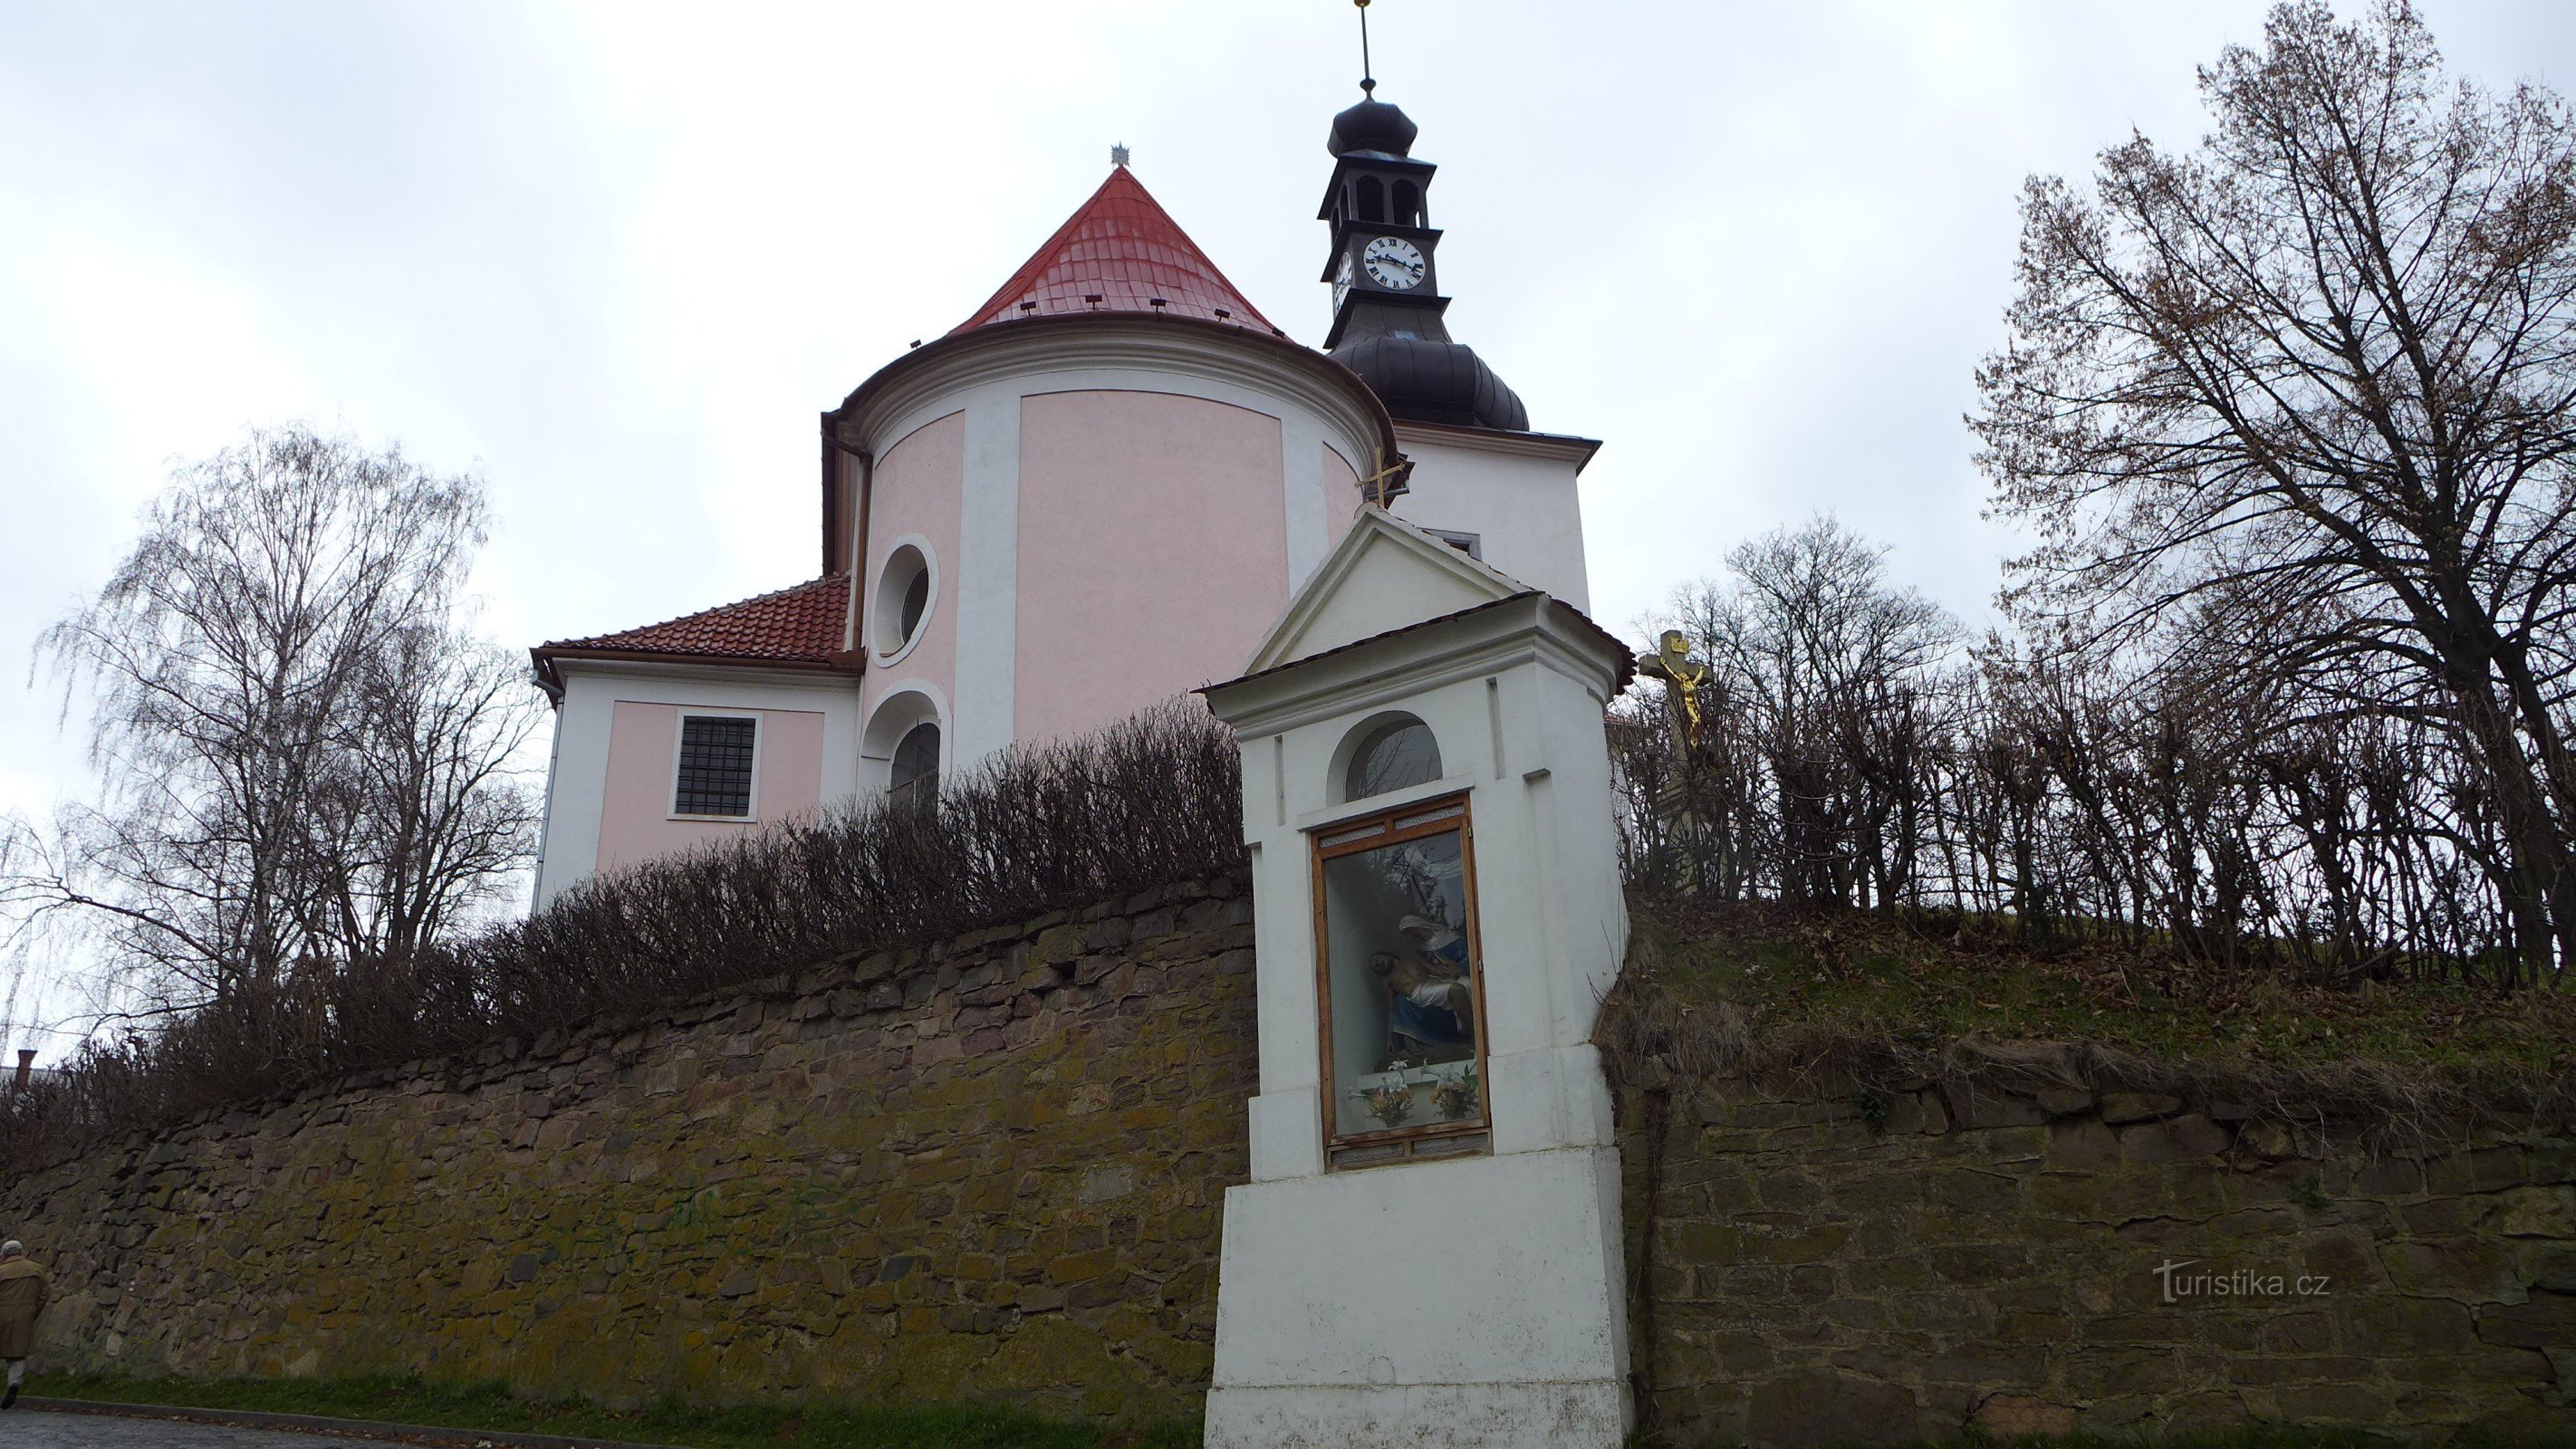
1623, 1076, 2576, 1446
14, 877, 2575, 1443
0, 874, 1257, 1423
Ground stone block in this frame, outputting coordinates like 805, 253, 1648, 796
2474, 1291, 2576, 1349
1883, 1091, 1949, 1136
1745, 1370, 1918, 1449
2494, 1184, 2576, 1239
1946, 1089, 2047, 1130
1924, 1242, 2033, 1284
2302, 1233, 2377, 1284
2379, 1238, 2519, 1303
1923, 1342, 2051, 1387
2350, 1156, 2423, 1195
2098, 1091, 2183, 1125
2034, 1087, 2092, 1118
1736, 1222, 1850, 1265
1925, 1167, 2023, 1214
2118, 1114, 2231, 1163
2527, 1245, 2576, 1294
2046, 1117, 2122, 1172
2058, 1348, 2173, 1397
2347, 1295, 2475, 1354
2264, 1310, 2336, 1353
1973, 1393, 2078, 1435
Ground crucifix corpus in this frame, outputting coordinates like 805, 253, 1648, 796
1638, 629, 1709, 744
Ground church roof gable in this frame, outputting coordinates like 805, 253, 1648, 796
1243, 506, 1532, 676
952, 167, 1278, 334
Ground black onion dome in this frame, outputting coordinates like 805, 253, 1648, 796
1329, 95, 1418, 158
1330, 332, 1529, 432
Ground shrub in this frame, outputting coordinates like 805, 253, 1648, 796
0, 702, 1245, 1171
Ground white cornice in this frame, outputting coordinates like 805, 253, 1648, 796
1206, 594, 1631, 737
1394, 420, 1603, 471
837, 316, 1398, 468
550, 657, 865, 694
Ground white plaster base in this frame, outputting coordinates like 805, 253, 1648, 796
1203, 1145, 1629, 1449
1204, 1381, 1628, 1449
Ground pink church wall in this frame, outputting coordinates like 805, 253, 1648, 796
860, 411, 965, 722
596, 703, 826, 873
1014, 390, 1288, 743
1323, 443, 1361, 548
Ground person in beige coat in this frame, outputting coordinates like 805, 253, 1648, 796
0, 1240, 46, 1409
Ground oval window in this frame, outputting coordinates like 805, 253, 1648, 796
900, 569, 929, 643
873, 543, 935, 659
1343, 715, 1441, 802
889, 721, 941, 809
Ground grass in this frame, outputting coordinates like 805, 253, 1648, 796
28, 1372, 1198, 1449
34, 1373, 2575, 1449
1827, 1432, 2576, 1449
1621, 897, 2575, 1111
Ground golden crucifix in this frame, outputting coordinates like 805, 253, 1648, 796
1357, 448, 1411, 508
1640, 629, 1709, 744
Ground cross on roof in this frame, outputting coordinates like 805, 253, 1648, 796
1358, 450, 1411, 507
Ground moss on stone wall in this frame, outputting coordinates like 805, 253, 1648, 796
0, 874, 1256, 1425
1619, 1075, 2576, 1445
19, 871, 2571, 1443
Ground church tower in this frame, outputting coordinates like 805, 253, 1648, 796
1319, 83, 1528, 432
1304, 53, 1599, 620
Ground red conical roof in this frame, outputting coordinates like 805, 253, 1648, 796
952, 167, 1277, 335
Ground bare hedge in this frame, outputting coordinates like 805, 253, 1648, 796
0, 702, 1245, 1171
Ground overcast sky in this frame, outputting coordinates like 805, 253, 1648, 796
3, 1, 2569, 1044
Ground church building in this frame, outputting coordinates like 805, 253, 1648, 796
529, 86, 1601, 905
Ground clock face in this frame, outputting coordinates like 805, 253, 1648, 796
1333, 250, 1355, 311
1361, 235, 1426, 291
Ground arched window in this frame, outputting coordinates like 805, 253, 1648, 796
1342, 715, 1441, 802
1392, 180, 1421, 227
1357, 176, 1386, 224
889, 722, 940, 810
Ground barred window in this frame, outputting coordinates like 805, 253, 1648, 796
674, 715, 756, 817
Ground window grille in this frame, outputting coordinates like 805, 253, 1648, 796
674, 715, 756, 817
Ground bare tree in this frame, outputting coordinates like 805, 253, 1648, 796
5, 425, 541, 1018
1658, 516, 1960, 910
1976, 0, 2576, 983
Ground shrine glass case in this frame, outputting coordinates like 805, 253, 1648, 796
1311, 793, 1488, 1167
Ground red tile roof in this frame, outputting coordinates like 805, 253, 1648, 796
533, 574, 851, 683
953, 167, 1277, 334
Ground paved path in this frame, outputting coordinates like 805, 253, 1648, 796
10, 1407, 385, 1447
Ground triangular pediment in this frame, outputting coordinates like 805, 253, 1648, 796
1244, 507, 1533, 675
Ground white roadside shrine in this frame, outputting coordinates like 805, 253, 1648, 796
1197, 506, 1637, 1449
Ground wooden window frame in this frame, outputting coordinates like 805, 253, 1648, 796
1309, 790, 1491, 1167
